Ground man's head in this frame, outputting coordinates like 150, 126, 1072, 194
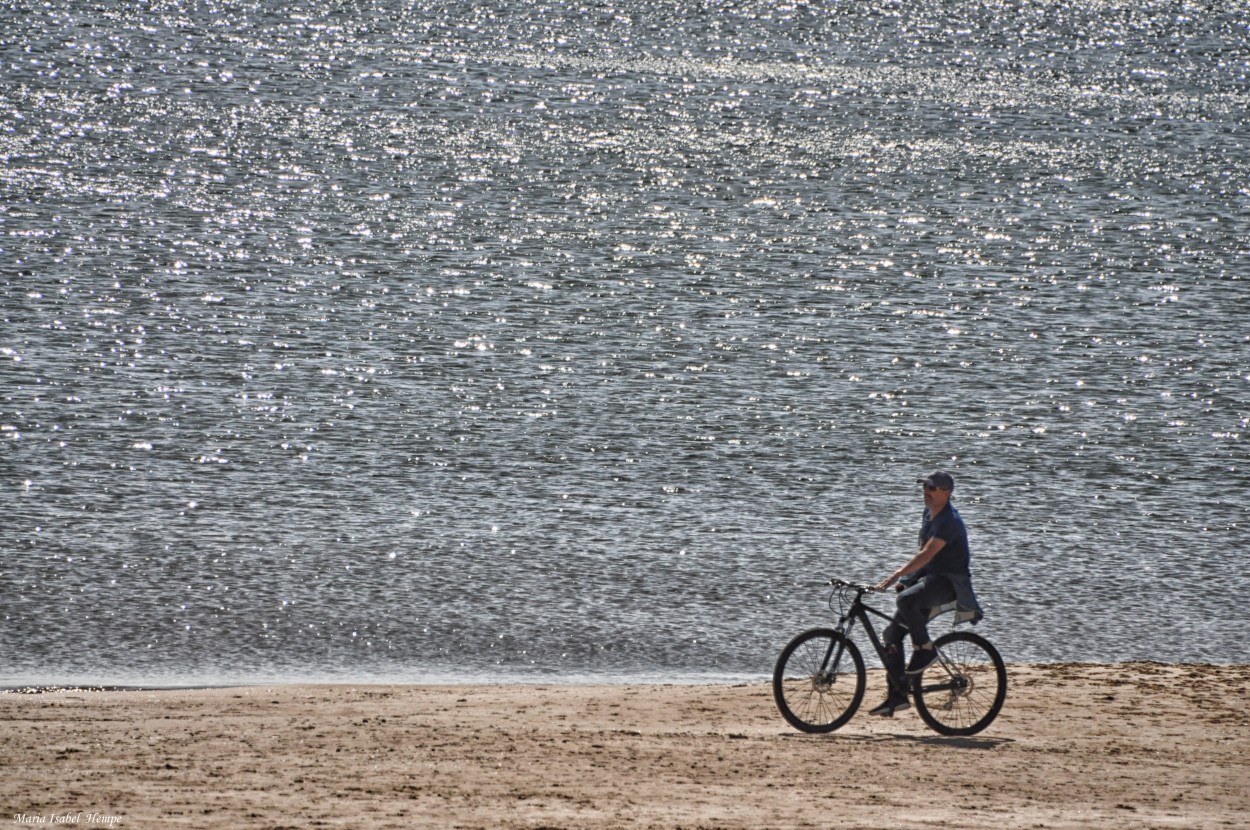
918, 470, 954, 511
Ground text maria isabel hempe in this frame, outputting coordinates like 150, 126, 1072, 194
12, 815, 121, 827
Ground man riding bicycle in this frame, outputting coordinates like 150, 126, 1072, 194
869, 471, 984, 717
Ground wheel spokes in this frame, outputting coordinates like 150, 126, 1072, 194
914, 634, 1006, 733
780, 636, 854, 727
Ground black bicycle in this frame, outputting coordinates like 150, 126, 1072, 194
773, 578, 1007, 736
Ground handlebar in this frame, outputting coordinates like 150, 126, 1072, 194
828, 577, 885, 594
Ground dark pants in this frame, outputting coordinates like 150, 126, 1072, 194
882, 574, 956, 693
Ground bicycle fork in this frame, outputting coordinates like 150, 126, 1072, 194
817, 618, 855, 683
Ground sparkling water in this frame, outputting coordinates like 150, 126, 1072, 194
2, 0, 1247, 685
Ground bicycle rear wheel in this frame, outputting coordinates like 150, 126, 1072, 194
772, 628, 865, 733
912, 630, 1007, 736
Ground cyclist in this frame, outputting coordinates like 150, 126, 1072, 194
869, 470, 984, 717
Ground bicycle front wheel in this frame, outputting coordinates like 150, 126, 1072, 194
913, 630, 1007, 736
772, 628, 865, 733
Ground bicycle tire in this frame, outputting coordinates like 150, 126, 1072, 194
772, 628, 865, 733
912, 630, 1007, 736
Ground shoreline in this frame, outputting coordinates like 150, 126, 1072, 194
3, 662, 1247, 829
3, 657, 1240, 694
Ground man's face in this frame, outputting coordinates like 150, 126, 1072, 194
923, 484, 951, 511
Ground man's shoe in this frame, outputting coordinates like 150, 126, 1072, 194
905, 646, 938, 675
868, 696, 910, 717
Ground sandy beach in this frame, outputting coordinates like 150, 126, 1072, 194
3, 662, 1247, 829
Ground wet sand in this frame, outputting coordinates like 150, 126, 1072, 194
3, 662, 1247, 829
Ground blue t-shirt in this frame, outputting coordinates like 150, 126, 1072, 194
919, 503, 970, 575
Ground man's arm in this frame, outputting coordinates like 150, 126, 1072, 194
876, 536, 946, 590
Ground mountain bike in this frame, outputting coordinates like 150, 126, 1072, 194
773, 578, 1007, 736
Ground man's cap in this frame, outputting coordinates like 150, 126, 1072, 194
918, 470, 955, 491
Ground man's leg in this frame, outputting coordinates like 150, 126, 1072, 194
896, 575, 956, 673
869, 617, 911, 716
881, 619, 907, 695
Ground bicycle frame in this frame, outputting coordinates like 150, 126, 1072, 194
824, 584, 966, 697
826, 588, 898, 674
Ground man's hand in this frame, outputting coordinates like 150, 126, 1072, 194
880, 538, 946, 594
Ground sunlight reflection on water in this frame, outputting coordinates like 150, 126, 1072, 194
2, 0, 1247, 685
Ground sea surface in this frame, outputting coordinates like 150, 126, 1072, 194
2, 0, 1247, 686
